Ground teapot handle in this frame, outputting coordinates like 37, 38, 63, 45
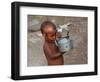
55, 40, 58, 46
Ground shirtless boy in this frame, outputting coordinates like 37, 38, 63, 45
40, 21, 64, 65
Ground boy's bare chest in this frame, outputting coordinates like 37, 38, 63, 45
47, 43, 59, 53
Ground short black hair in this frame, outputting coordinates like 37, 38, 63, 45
40, 21, 57, 34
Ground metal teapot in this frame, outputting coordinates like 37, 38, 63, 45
56, 37, 71, 53
55, 25, 72, 53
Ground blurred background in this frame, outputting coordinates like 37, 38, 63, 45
27, 15, 88, 66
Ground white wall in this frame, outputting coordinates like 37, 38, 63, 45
0, 0, 99, 82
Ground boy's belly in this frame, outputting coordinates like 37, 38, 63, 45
47, 55, 64, 65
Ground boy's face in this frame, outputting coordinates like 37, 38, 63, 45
43, 26, 56, 42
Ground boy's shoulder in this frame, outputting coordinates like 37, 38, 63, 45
43, 42, 48, 50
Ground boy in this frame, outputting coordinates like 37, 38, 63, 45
40, 21, 64, 65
